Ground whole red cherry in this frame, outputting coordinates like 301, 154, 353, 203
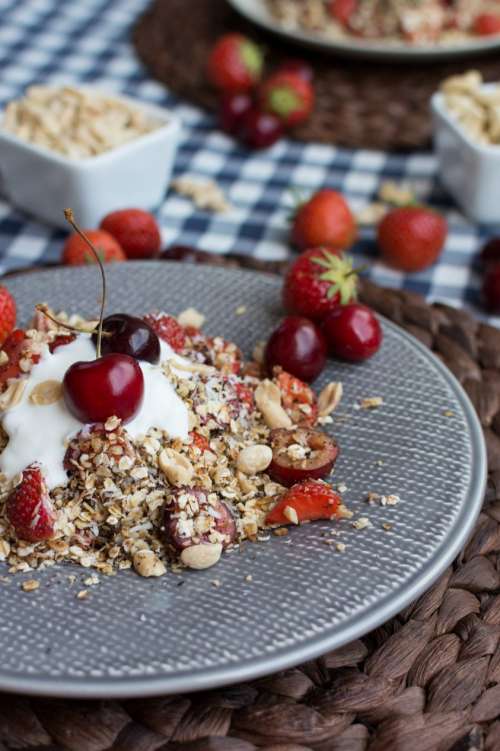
482, 263, 500, 312
63, 354, 144, 424
265, 316, 327, 382
321, 304, 382, 362
219, 91, 254, 135
240, 109, 284, 149
480, 237, 500, 269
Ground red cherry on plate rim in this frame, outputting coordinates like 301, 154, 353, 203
265, 316, 327, 382
63, 353, 144, 424
219, 91, 254, 135
321, 303, 382, 362
241, 109, 284, 149
482, 263, 500, 313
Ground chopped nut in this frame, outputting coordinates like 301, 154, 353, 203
360, 397, 384, 410
177, 308, 205, 329
283, 505, 299, 525
356, 202, 388, 226
352, 517, 372, 530
237, 444, 273, 475
273, 527, 288, 537
133, 549, 166, 577
159, 449, 194, 486
318, 382, 343, 416
0, 350, 8, 366
29, 379, 62, 406
336, 542, 346, 552
181, 543, 222, 570
245, 574, 253, 582
0, 379, 26, 411
76, 589, 89, 599
235, 306, 247, 315
379, 180, 416, 206
255, 380, 292, 429
21, 579, 40, 592
382, 522, 393, 531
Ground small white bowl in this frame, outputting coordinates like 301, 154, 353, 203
0, 88, 181, 229
431, 87, 500, 225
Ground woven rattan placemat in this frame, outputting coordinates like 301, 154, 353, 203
2, 250, 500, 750
132, 0, 500, 151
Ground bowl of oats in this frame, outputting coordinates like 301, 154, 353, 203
432, 71, 500, 224
0, 85, 180, 228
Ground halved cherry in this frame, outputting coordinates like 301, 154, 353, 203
268, 427, 339, 487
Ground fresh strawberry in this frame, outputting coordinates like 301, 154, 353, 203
0, 286, 16, 347
473, 13, 500, 35
207, 33, 263, 92
6, 464, 56, 542
189, 430, 211, 453
283, 248, 358, 322
62, 229, 126, 266
266, 479, 341, 526
328, 0, 357, 25
274, 369, 318, 427
292, 189, 357, 251
377, 206, 447, 273
49, 334, 76, 353
258, 72, 314, 128
100, 208, 161, 260
143, 313, 186, 352
0, 329, 40, 391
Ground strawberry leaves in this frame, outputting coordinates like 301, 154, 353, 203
312, 250, 358, 304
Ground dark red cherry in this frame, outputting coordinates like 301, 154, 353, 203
265, 316, 327, 382
219, 91, 254, 135
482, 263, 500, 312
276, 59, 314, 82
321, 303, 382, 362
93, 313, 160, 363
241, 109, 284, 149
480, 237, 500, 269
63, 354, 144, 424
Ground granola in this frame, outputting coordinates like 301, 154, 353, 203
0, 308, 349, 577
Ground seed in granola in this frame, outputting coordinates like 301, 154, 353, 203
181, 542, 222, 570
352, 517, 372, 530
360, 397, 383, 410
237, 445, 273, 475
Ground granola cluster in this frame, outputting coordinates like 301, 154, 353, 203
0, 308, 343, 579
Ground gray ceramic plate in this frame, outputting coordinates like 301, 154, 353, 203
227, 0, 500, 61
0, 262, 486, 698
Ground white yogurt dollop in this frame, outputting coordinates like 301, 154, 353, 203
0, 335, 189, 489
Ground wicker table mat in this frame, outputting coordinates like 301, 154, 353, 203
132, 0, 500, 151
2, 250, 500, 750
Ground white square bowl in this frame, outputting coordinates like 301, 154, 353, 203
431, 87, 500, 225
0, 88, 181, 229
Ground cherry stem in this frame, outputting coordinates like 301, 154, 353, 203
64, 208, 106, 358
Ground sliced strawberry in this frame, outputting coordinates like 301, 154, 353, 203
143, 313, 186, 352
274, 370, 318, 427
266, 479, 341, 526
189, 430, 211, 453
49, 333, 76, 353
0, 329, 36, 390
7, 464, 56, 542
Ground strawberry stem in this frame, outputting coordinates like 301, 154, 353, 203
64, 208, 106, 358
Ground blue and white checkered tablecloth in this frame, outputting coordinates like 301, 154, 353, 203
0, 0, 497, 321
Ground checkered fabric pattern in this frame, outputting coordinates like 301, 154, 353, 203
0, 0, 495, 320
